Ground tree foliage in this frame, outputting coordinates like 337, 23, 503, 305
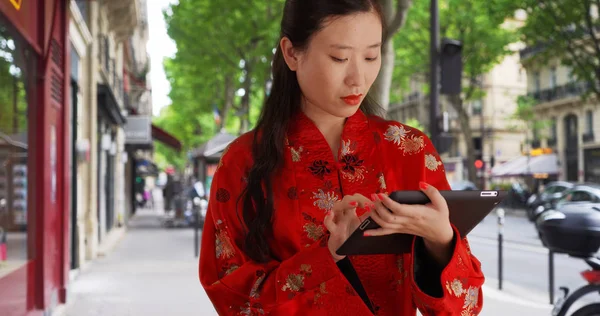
392, 0, 518, 182
154, 0, 284, 169
514, 0, 600, 99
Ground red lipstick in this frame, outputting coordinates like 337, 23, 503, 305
341, 94, 363, 106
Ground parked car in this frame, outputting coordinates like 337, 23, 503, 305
450, 180, 478, 191
526, 181, 575, 221
530, 183, 600, 222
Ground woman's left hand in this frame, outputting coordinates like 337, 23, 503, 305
364, 181, 455, 266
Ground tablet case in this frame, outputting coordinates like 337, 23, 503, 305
336, 190, 507, 256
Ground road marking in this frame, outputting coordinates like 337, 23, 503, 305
468, 236, 549, 255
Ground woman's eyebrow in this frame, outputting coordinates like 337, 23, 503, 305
329, 42, 382, 50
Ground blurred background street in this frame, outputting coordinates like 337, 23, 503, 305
1, 0, 600, 315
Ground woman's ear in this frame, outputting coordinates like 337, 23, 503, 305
280, 37, 299, 71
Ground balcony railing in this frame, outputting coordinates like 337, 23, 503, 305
527, 81, 592, 104
583, 133, 595, 143
97, 35, 125, 107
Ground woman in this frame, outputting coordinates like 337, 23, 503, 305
199, 0, 484, 315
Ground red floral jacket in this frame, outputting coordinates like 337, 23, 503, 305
199, 110, 484, 315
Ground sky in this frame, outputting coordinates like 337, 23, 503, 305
146, 0, 178, 117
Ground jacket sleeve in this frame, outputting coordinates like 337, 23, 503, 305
409, 133, 485, 316
199, 146, 349, 315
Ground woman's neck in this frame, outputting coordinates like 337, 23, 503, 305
302, 104, 346, 160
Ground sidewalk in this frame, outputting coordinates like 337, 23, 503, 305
62, 209, 552, 316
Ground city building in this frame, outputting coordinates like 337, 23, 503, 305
387, 48, 527, 187
519, 47, 600, 183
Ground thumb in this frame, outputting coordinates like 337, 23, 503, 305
324, 211, 336, 232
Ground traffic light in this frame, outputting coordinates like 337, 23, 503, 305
440, 38, 463, 95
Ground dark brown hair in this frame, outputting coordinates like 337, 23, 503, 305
242, 0, 385, 263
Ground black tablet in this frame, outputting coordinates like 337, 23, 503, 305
336, 190, 507, 256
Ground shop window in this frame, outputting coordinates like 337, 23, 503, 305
0, 23, 36, 277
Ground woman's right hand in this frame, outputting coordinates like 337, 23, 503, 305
324, 193, 373, 262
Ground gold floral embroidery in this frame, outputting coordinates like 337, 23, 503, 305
225, 264, 239, 276
462, 286, 479, 315
340, 166, 367, 182
463, 237, 472, 255
250, 270, 266, 299
400, 134, 425, 155
313, 282, 328, 306
397, 257, 409, 285
240, 302, 265, 315
282, 265, 313, 293
282, 274, 305, 292
445, 279, 465, 297
341, 139, 355, 156
290, 146, 303, 162
215, 220, 235, 260
304, 222, 325, 242
425, 153, 443, 171
311, 189, 338, 212
384, 124, 425, 155
384, 124, 408, 145
378, 172, 387, 192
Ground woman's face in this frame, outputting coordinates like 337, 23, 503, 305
282, 11, 383, 120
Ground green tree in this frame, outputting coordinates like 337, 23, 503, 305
513, 0, 600, 100
372, 0, 413, 111
393, 0, 518, 183
155, 0, 284, 169
510, 95, 551, 147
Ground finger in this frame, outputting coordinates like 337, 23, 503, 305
323, 211, 336, 232
363, 227, 401, 237
419, 181, 448, 211
341, 193, 372, 210
370, 205, 403, 230
376, 193, 419, 218
373, 201, 396, 223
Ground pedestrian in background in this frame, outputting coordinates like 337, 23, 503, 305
199, 0, 484, 315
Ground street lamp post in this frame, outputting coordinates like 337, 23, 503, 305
430, 0, 440, 148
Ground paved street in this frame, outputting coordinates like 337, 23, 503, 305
59, 205, 574, 316
470, 210, 590, 303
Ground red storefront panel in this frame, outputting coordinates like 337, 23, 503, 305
0, 0, 69, 315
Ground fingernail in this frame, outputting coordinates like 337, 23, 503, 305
363, 232, 371, 237
365, 202, 374, 210
349, 201, 358, 207
370, 193, 379, 201
378, 193, 386, 200
419, 181, 429, 191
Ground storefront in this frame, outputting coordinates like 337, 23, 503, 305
584, 147, 600, 184
0, 1, 69, 315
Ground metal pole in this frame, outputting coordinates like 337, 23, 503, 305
549, 250, 554, 304
497, 208, 505, 290
430, 0, 440, 148
195, 209, 200, 258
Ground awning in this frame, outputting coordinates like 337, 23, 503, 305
491, 154, 559, 177
152, 124, 182, 152
190, 131, 236, 161
97, 84, 126, 126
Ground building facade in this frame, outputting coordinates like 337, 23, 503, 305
387, 49, 528, 186
0, 0, 71, 314
520, 49, 600, 183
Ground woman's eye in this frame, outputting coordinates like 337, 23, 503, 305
331, 56, 347, 63
366, 56, 379, 62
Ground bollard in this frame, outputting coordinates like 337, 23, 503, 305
549, 250, 554, 304
0, 228, 6, 263
195, 208, 200, 258
497, 207, 505, 290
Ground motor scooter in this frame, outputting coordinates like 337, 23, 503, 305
552, 256, 600, 316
